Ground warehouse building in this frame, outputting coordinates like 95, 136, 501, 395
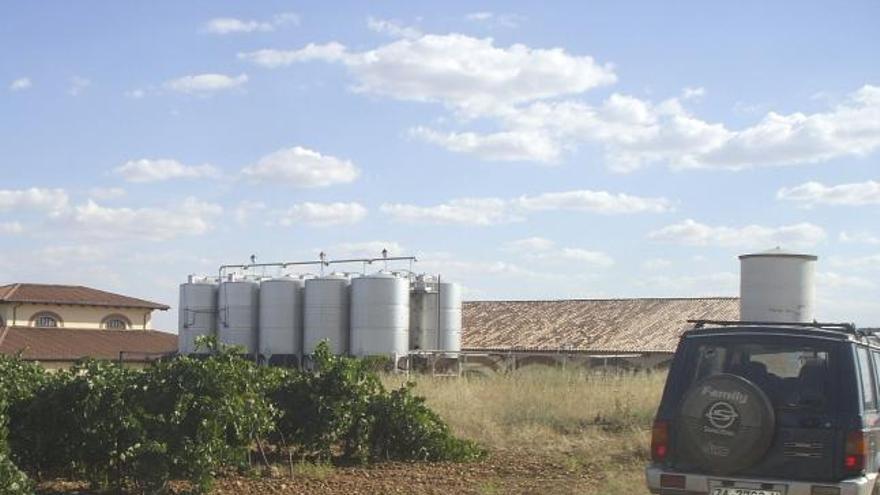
0, 283, 176, 368
460, 297, 739, 370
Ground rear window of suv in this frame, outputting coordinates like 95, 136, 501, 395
687, 337, 834, 411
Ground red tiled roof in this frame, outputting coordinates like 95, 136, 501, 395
462, 297, 740, 353
0, 326, 177, 362
0, 283, 169, 310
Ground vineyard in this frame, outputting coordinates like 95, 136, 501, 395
0, 341, 482, 494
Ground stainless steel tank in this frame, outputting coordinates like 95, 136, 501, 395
409, 275, 439, 350
218, 278, 259, 354
350, 271, 409, 357
438, 282, 462, 352
258, 276, 304, 361
304, 273, 351, 355
178, 275, 218, 354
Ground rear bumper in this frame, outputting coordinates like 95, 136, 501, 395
645, 465, 875, 495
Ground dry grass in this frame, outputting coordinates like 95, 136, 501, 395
383, 368, 667, 495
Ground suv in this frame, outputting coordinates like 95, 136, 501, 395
646, 320, 880, 495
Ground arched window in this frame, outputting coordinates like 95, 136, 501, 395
31, 312, 62, 328
102, 314, 132, 330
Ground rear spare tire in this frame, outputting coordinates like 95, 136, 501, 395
676, 373, 775, 474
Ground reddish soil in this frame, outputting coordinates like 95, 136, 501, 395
36, 450, 603, 495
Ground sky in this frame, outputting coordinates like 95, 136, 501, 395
1, 0, 878, 331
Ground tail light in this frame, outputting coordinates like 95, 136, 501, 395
651, 420, 670, 462
844, 430, 867, 474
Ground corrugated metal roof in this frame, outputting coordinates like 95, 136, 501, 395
0, 283, 169, 310
462, 297, 740, 353
0, 326, 177, 362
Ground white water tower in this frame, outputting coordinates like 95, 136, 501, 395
739, 248, 817, 323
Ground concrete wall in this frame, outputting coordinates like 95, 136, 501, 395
0, 302, 153, 330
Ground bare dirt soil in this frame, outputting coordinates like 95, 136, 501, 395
36, 449, 617, 495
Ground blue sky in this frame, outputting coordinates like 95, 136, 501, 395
1, 0, 878, 330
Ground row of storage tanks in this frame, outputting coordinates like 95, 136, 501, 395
178, 271, 461, 364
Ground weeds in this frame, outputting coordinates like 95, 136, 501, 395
383, 367, 665, 495
291, 461, 334, 480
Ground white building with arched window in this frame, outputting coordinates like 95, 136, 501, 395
0, 283, 174, 368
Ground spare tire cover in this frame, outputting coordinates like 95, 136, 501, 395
676, 373, 775, 474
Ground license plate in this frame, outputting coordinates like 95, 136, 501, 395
711, 489, 781, 495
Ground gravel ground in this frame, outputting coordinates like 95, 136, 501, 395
36, 450, 609, 495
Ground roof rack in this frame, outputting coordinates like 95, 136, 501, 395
688, 319, 860, 335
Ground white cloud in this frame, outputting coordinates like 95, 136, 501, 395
418, 257, 560, 281
465, 12, 494, 22
164, 73, 248, 94
610, 85, 880, 170
504, 236, 557, 252
694, 86, 880, 169
464, 12, 524, 28
381, 198, 520, 226
433, 85, 880, 170
241, 146, 359, 187
202, 12, 299, 35
125, 88, 147, 99
240, 33, 616, 114
273, 202, 367, 226
204, 17, 273, 34
816, 272, 876, 289
0, 221, 24, 235
0, 188, 69, 215
9, 77, 31, 91
245, 25, 880, 171
68, 76, 90, 96
642, 258, 672, 271
382, 188, 670, 226
840, 231, 880, 245
328, 241, 405, 258
410, 127, 561, 162
366, 17, 421, 39
557, 248, 615, 267
515, 190, 673, 214
88, 187, 126, 200
234, 200, 267, 224
38, 245, 111, 265
504, 236, 613, 267
648, 219, 827, 248
415, 92, 730, 167
681, 86, 706, 100
830, 254, 880, 270
114, 159, 220, 183
635, 272, 738, 296
777, 180, 880, 206
238, 43, 348, 68
72, 198, 222, 241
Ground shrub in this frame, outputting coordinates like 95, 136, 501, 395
0, 400, 33, 495
5, 346, 278, 493
62, 361, 144, 488
0, 355, 46, 405
0, 355, 38, 495
8, 360, 147, 490
8, 370, 74, 479
365, 383, 485, 462
2, 342, 482, 493
271, 342, 484, 463
137, 346, 278, 492
271, 342, 383, 461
